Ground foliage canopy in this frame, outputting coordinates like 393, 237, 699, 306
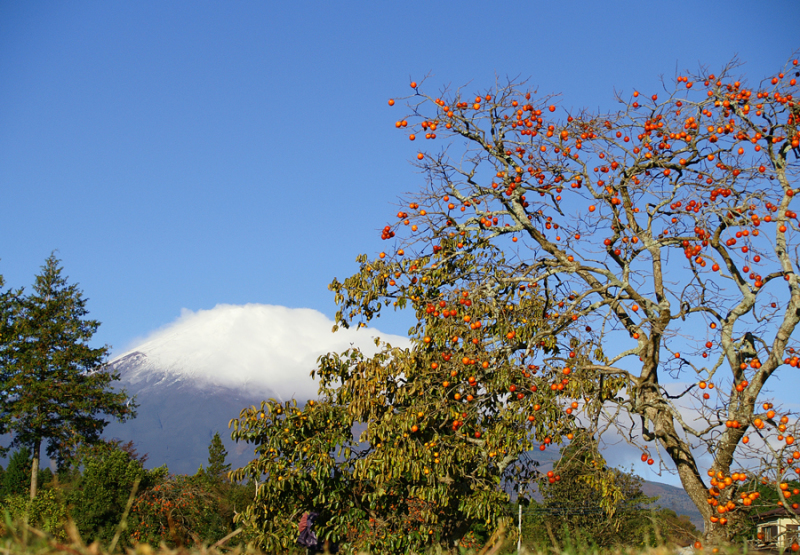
232, 56, 800, 551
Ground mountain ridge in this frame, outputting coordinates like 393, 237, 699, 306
640, 480, 703, 528
99, 349, 703, 529
101, 349, 271, 475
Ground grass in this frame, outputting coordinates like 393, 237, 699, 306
0, 512, 258, 555
0, 512, 770, 555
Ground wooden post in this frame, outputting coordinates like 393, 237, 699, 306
518, 486, 522, 553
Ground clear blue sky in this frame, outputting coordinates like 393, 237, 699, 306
2, 0, 798, 353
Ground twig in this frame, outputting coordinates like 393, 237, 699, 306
22, 523, 47, 539
108, 478, 140, 553
478, 522, 506, 555
211, 527, 243, 549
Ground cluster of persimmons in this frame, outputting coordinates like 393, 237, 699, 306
230, 57, 799, 553
367, 56, 800, 543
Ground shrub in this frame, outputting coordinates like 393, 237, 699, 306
67, 441, 167, 545
129, 475, 228, 547
0, 489, 68, 541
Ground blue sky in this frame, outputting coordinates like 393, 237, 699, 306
2, 1, 799, 482
2, 1, 797, 353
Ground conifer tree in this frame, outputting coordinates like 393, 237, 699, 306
0, 447, 31, 499
206, 432, 231, 482
0, 254, 136, 499
533, 434, 653, 547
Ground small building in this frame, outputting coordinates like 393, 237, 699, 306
754, 507, 800, 551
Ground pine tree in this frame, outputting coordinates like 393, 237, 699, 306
0, 272, 22, 399
0, 254, 137, 499
533, 433, 655, 547
0, 447, 31, 499
206, 432, 231, 482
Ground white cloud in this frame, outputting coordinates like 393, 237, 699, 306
114, 303, 410, 400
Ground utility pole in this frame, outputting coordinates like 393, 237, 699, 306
518, 485, 522, 553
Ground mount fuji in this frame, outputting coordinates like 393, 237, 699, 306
0, 302, 701, 527
101, 303, 409, 475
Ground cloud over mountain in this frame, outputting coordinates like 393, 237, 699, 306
100, 303, 409, 475
115, 303, 410, 400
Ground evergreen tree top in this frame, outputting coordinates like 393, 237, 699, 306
206, 431, 231, 481
0, 253, 136, 476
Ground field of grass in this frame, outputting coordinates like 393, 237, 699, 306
0, 514, 769, 555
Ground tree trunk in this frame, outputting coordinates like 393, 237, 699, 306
638, 377, 716, 540
29, 440, 40, 500
646, 388, 738, 544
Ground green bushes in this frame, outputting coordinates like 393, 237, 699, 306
0, 489, 68, 541
67, 441, 168, 545
0, 436, 253, 550
130, 474, 233, 547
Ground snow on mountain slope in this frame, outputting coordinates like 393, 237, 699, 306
113, 303, 408, 398
102, 303, 409, 475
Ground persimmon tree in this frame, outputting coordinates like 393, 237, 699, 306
347, 57, 799, 543
230, 270, 569, 552
233, 56, 799, 550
